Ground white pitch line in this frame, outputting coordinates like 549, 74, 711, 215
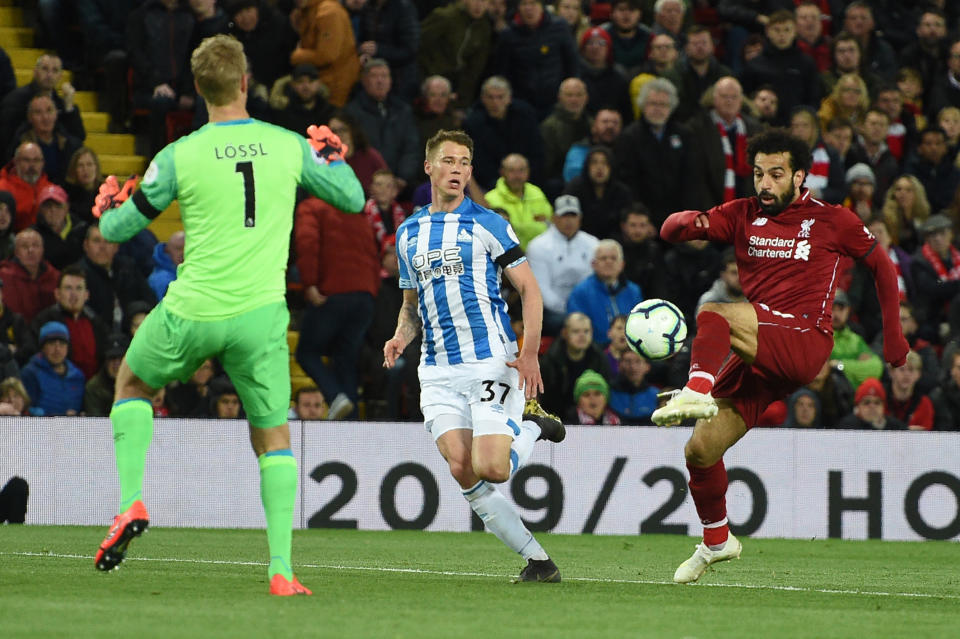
5, 551, 958, 601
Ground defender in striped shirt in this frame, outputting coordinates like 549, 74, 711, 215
384, 130, 566, 583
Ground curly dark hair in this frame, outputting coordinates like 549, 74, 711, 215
746, 127, 812, 176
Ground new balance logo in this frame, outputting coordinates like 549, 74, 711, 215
457, 229, 471, 242
752, 217, 769, 226
798, 219, 815, 238
794, 240, 811, 261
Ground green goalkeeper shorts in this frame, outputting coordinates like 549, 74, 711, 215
126, 301, 291, 428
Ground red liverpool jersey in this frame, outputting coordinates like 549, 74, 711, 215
682, 190, 875, 334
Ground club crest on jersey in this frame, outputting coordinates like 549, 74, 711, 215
412, 247, 464, 282
798, 219, 815, 238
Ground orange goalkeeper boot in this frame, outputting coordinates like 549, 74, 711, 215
270, 574, 313, 596
95, 499, 149, 571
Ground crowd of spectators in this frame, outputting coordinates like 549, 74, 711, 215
0, 0, 958, 429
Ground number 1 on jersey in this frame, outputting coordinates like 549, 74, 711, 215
235, 161, 256, 227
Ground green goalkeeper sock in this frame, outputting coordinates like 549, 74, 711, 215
109, 399, 154, 512
258, 449, 297, 580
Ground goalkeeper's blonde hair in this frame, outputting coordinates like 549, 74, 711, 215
191, 35, 246, 107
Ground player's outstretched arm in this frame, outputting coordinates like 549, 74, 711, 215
384, 289, 421, 369
862, 246, 910, 367
660, 209, 711, 243
94, 175, 155, 243
298, 129, 365, 214
504, 261, 545, 399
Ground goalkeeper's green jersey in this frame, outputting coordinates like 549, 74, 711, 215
100, 118, 364, 320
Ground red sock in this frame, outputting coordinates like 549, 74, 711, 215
686, 311, 731, 394
687, 459, 728, 546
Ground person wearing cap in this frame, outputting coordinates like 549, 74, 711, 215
603, 0, 651, 79
841, 161, 875, 221
526, 194, 598, 335
6, 93, 83, 186
0, 227, 59, 323
484, 153, 553, 250
577, 28, 632, 125
783, 387, 822, 428
563, 145, 633, 240
911, 212, 960, 342
570, 368, 620, 424
289, 0, 360, 106
828, 288, 883, 389
270, 63, 335, 136
836, 377, 907, 429
418, 0, 493, 111
84, 332, 129, 417
566, 238, 643, 345
904, 126, 960, 212
540, 78, 591, 195
20, 319, 85, 415
663, 25, 732, 124
32, 183, 85, 270
32, 264, 109, 381
0, 142, 55, 231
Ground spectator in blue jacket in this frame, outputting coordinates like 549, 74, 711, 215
21, 320, 85, 415
566, 239, 643, 345
148, 230, 184, 301
608, 348, 659, 424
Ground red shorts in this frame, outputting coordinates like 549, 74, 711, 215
711, 303, 833, 428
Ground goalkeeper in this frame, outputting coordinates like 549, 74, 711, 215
92, 35, 364, 596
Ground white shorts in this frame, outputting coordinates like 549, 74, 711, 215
419, 358, 524, 440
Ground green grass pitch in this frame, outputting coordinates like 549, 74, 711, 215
1, 526, 957, 638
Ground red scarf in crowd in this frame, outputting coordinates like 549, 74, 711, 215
921, 242, 960, 281
363, 198, 406, 249
715, 117, 749, 202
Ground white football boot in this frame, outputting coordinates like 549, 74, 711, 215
673, 533, 742, 584
652, 388, 719, 426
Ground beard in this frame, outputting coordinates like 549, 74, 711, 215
757, 183, 796, 216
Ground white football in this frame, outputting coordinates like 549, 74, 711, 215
624, 299, 688, 360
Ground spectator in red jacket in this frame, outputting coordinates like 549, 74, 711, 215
294, 197, 380, 420
0, 228, 59, 322
0, 142, 54, 231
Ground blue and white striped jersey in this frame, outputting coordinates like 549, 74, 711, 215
397, 198, 527, 367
